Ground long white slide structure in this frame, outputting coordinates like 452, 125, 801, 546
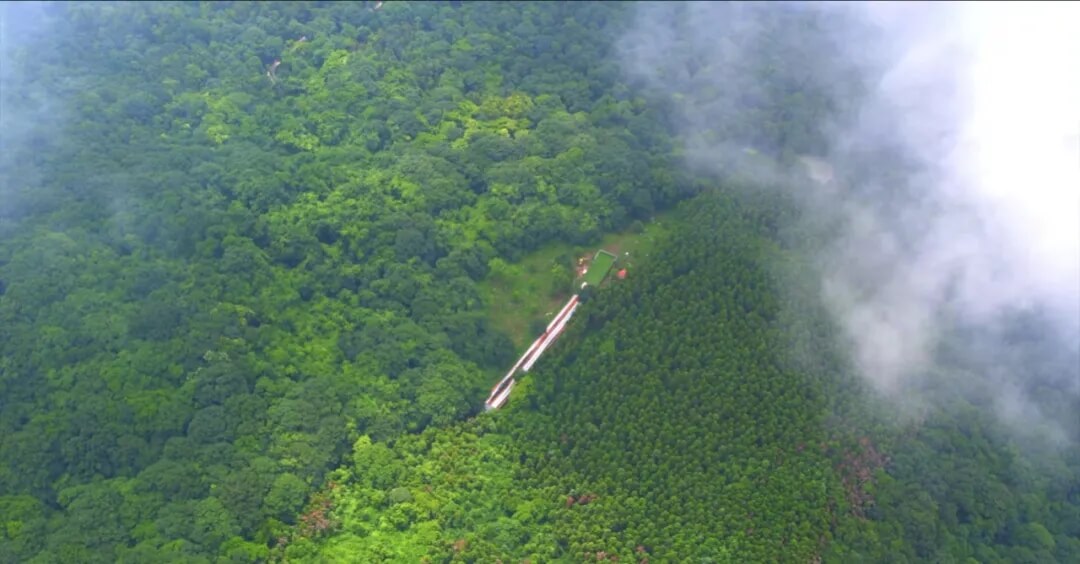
522, 303, 576, 373
485, 332, 544, 405
486, 379, 515, 410
485, 294, 580, 410
546, 295, 579, 333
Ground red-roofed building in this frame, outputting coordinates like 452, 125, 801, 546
616, 268, 627, 280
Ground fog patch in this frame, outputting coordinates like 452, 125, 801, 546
618, 1, 1080, 441
1, 2, 68, 223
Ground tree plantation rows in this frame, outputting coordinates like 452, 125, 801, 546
0, 2, 1076, 563
291, 192, 1080, 562
502, 192, 845, 562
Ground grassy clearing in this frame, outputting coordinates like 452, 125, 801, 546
480, 245, 574, 349
583, 250, 616, 287
480, 213, 675, 349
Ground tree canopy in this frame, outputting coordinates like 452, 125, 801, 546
0, 2, 1076, 563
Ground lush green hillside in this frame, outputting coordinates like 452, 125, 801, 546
1, 2, 1076, 563
499, 192, 848, 562
296, 191, 1080, 563
0, 2, 688, 561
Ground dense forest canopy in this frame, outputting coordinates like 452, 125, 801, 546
0, 2, 1077, 563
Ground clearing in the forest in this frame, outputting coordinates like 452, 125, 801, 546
583, 250, 616, 287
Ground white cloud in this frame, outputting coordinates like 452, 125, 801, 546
618, 1, 1080, 437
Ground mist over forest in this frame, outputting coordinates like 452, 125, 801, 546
0, 2, 1077, 562
620, 1, 1079, 441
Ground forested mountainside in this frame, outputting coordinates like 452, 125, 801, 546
1, 2, 1077, 563
0, 2, 685, 560
296, 193, 1080, 563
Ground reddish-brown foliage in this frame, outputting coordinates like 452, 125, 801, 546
835, 436, 890, 519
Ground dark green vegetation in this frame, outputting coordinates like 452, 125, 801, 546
502, 193, 849, 561
1, 2, 1077, 563
0, 2, 685, 561
294, 192, 1080, 562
